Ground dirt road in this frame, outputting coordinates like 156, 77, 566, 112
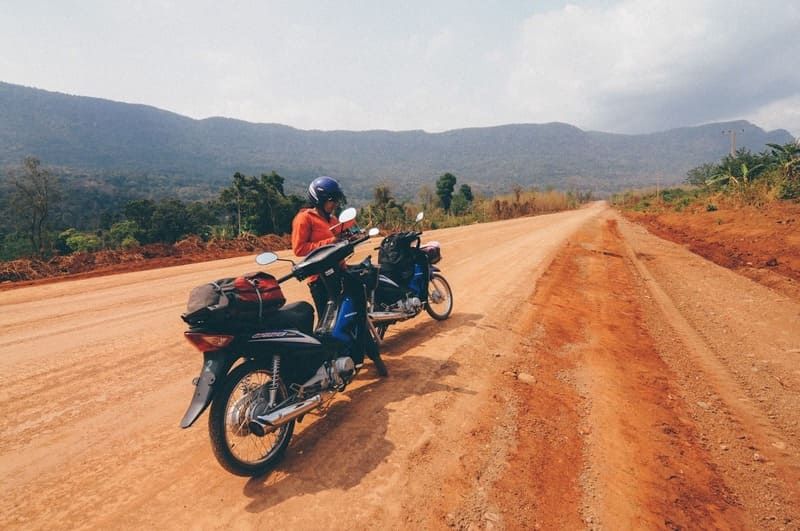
2, 203, 798, 530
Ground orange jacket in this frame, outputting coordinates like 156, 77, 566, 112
291, 208, 340, 257
292, 208, 351, 283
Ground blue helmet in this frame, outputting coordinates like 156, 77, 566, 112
307, 176, 344, 206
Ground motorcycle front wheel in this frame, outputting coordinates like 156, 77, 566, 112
426, 273, 453, 320
208, 360, 294, 476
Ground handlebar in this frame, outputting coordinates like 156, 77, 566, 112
277, 231, 373, 284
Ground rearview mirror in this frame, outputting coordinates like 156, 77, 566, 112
368, 227, 380, 237
255, 252, 278, 266
339, 207, 357, 223
415, 212, 424, 222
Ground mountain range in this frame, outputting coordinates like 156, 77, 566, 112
0, 81, 795, 200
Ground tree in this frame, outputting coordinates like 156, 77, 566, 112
436, 173, 457, 213
363, 184, 406, 228
218, 171, 302, 237
9, 157, 60, 256
450, 193, 470, 216
459, 183, 474, 203
109, 220, 141, 247
766, 142, 800, 179
150, 199, 192, 243
59, 228, 102, 253
685, 163, 716, 186
186, 201, 221, 240
418, 184, 436, 213
124, 199, 156, 242
257, 172, 278, 233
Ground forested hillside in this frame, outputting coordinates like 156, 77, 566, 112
1, 81, 793, 202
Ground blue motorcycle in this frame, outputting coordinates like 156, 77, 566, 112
179, 208, 386, 476
368, 212, 454, 341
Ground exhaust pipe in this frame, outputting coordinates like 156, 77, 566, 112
368, 310, 409, 323
249, 390, 333, 434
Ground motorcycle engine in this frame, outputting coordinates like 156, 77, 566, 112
333, 356, 355, 384
301, 356, 356, 393
401, 297, 422, 314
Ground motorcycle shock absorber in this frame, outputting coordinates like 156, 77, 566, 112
269, 355, 281, 407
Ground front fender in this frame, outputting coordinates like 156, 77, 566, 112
179, 351, 233, 429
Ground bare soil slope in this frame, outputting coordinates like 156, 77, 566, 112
625, 202, 800, 298
1, 203, 798, 530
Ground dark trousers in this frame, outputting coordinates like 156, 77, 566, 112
309, 280, 328, 326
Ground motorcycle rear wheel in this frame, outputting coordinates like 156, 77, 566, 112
426, 273, 453, 321
208, 360, 294, 476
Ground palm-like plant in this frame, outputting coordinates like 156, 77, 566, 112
766, 142, 800, 179
707, 162, 763, 187
707, 162, 765, 204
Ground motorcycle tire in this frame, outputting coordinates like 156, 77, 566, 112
208, 360, 295, 477
425, 273, 453, 321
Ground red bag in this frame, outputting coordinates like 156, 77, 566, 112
182, 272, 286, 328
232, 272, 286, 310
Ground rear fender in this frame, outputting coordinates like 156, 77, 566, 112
179, 351, 233, 429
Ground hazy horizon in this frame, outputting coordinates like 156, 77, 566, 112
1, 1, 799, 137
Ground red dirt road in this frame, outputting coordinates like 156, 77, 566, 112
1, 203, 798, 530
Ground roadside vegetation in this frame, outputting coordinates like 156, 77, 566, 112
1, 161, 590, 282
611, 142, 800, 298
612, 142, 800, 212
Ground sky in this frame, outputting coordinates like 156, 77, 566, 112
1, 0, 799, 137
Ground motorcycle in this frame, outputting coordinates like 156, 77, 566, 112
367, 212, 454, 341
179, 208, 387, 476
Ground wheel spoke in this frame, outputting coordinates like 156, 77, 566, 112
224, 369, 288, 465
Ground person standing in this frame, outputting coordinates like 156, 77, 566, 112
291, 176, 346, 319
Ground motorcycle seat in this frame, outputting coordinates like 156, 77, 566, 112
262, 301, 315, 335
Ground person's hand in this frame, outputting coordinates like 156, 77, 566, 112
345, 229, 363, 243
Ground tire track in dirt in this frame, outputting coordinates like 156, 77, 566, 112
490, 214, 748, 529
616, 213, 800, 529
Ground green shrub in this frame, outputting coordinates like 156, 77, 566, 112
778, 179, 800, 200
120, 236, 140, 249
60, 228, 102, 253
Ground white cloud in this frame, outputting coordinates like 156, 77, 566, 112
508, 0, 800, 134
2, 1, 798, 136
746, 95, 800, 139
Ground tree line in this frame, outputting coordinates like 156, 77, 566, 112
684, 142, 799, 201
0, 161, 477, 260
0, 161, 306, 259
2, 157, 591, 261
613, 141, 800, 211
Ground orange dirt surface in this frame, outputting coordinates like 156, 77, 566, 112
2, 203, 799, 529
0, 234, 291, 291
623, 202, 800, 298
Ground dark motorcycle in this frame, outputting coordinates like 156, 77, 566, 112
178, 208, 387, 476
368, 212, 454, 341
